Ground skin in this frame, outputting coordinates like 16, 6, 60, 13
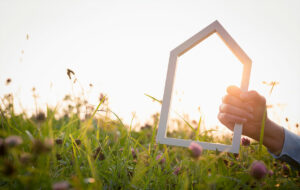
218, 85, 285, 155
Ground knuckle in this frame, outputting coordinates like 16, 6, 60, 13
218, 113, 226, 121
261, 96, 266, 104
219, 104, 223, 112
217, 113, 222, 120
221, 104, 229, 112
222, 95, 229, 103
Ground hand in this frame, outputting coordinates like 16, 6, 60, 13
218, 85, 266, 141
218, 85, 284, 155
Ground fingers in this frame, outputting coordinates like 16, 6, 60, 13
240, 90, 266, 104
222, 94, 253, 113
218, 113, 247, 130
227, 86, 266, 105
219, 104, 254, 120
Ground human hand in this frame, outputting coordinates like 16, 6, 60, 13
218, 85, 267, 141
218, 85, 284, 154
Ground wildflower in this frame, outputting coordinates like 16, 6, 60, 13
55, 138, 63, 145
189, 142, 203, 158
67, 69, 75, 80
268, 170, 274, 176
99, 93, 106, 103
250, 161, 268, 180
44, 138, 54, 150
156, 153, 166, 164
141, 124, 151, 130
285, 118, 289, 122
56, 153, 62, 160
52, 181, 70, 190
131, 148, 138, 159
32, 139, 53, 154
296, 123, 299, 128
282, 164, 290, 175
5, 136, 23, 147
20, 153, 32, 165
241, 137, 250, 146
75, 139, 81, 146
36, 112, 46, 122
173, 167, 181, 175
5, 78, 11, 85
222, 159, 229, 166
93, 147, 105, 161
0, 138, 7, 156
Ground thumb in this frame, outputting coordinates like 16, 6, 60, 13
226, 85, 242, 98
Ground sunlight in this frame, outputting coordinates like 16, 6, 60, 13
169, 33, 243, 134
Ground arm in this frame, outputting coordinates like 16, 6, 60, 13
218, 86, 300, 169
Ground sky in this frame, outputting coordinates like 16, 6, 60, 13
0, 0, 299, 132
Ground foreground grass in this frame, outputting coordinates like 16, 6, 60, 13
0, 105, 299, 190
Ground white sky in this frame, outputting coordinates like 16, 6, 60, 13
0, 0, 299, 131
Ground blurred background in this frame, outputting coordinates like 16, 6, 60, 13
0, 0, 299, 133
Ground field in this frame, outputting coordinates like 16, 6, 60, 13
0, 82, 299, 190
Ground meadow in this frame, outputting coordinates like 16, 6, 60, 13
0, 76, 299, 190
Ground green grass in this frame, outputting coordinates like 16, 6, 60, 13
0, 98, 299, 190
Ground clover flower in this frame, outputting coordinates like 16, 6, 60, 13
250, 161, 268, 180
282, 164, 290, 175
156, 153, 166, 164
93, 147, 105, 161
32, 139, 53, 154
189, 142, 203, 158
5, 136, 23, 147
75, 139, 81, 146
131, 148, 138, 159
241, 137, 250, 146
268, 170, 274, 176
55, 138, 63, 145
36, 112, 46, 122
173, 167, 181, 175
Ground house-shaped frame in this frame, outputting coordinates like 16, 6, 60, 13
156, 20, 252, 154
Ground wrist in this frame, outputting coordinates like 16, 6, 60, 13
263, 118, 285, 155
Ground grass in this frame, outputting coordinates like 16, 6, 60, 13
0, 79, 299, 189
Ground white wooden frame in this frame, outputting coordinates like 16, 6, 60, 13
156, 20, 252, 154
